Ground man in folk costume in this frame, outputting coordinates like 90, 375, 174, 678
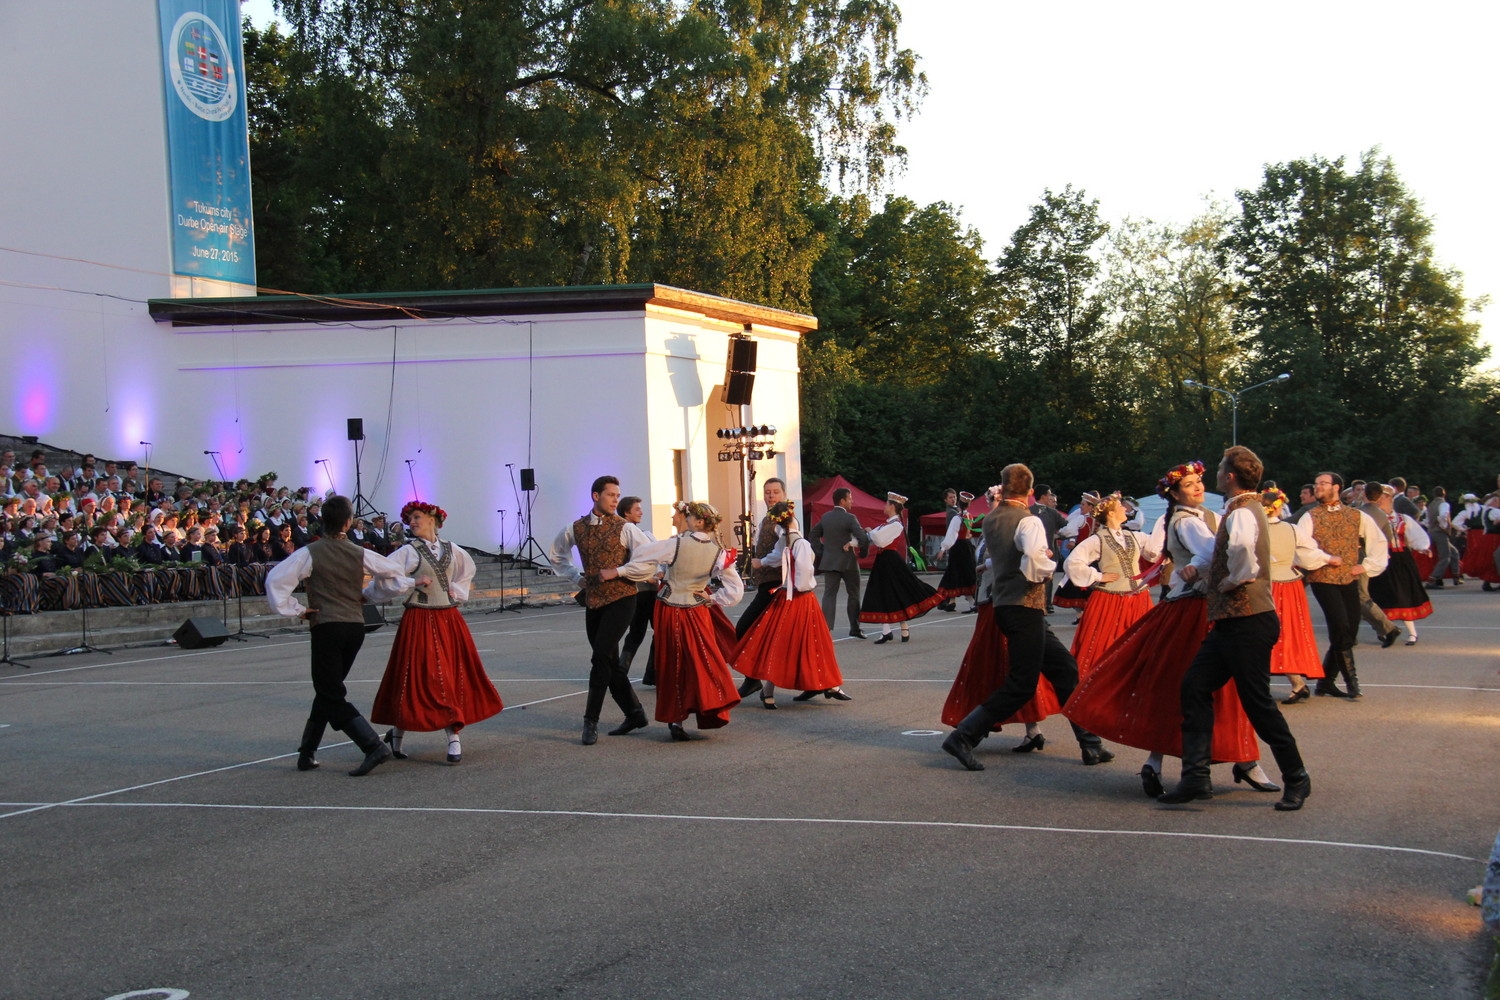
1159, 447, 1311, 810
940, 463, 1114, 770
548, 475, 652, 745
735, 477, 788, 697
1294, 471, 1388, 699
265, 495, 412, 776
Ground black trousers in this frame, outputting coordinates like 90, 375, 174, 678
819, 566, 862, 631
734, 581, 778, 640
622, 589, 656, 657
1179, 610, 1304, 774
307, 621, 367, 731
584, 596, 642, 721
1309, 581, 1361, 652
961, 604, 1097, 748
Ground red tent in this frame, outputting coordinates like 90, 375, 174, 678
803, 475, 890, 569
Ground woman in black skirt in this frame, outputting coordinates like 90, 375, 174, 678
860, 492, 943, 644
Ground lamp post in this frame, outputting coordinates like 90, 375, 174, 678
1182, 373, 1291, 446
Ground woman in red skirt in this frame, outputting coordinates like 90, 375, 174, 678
1063, 462, 1274, 799
1061, 492, 1160, 680
369, 501, 505, 764
600, 501, 743, 740
733, 501, 850, 708
1260, 488, 1327, 703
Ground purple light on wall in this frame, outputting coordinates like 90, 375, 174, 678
20, 384, 52, 427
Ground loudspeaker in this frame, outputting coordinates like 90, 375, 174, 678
520, 468, 536, 492
174, 616, 229, 649
363, 604, 386, 633
347, 418, 364, 441
721, 334, 758, 406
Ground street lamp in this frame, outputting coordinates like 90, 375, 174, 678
1182, 373, 1291, 446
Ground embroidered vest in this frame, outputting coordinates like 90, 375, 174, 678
1305, 505, 1360, 586
659, 533, 723, 608
751, 515, 780, 586
405, 539, 455, 609
303, 537, 367, 625
983, 503, 1047, 610
1093, 529, 1143, 594
1206, 494, 1274, 621
573, 514, 636, 609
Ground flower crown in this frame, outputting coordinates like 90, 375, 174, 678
1260, 487, 1289, 517
1156, 460, 1205, 499
400, 500, 447, 526
681, 500, 722, 528
1092, 492, 1125, 521
768, 500, 797, 525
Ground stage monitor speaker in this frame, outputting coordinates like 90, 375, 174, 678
347, 418, 364, 441
363, 605, 386, 633
174, 616, 229, 649
722, 371, 756, 406
520, 468, 536, 492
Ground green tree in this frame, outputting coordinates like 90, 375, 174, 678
1223, 150, 1493, 485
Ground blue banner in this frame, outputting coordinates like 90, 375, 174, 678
158, 0, 256, 286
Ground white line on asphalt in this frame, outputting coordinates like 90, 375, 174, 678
23, 800, 1481, 863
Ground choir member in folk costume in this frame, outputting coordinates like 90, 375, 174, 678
942, 487, 1061, 753
860, 492, 944, 644
732, 501, 851, 709
599, 501, 743, 741
368, 501, 504, 764
1051, 491, 1100, 612
1063, 461, 1275, 798
936, 489, 979, 612
1061, 492, 1161, 680
1260, 488, 1328, 705
1364, 483, 1433, 646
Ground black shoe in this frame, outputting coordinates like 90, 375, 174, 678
1425, 579, 1444, 589
824, 688, 853, 701
1274, 770, 1311, 811
1484, 582, 1497, 592
962, 605, 978, 614
1231, 763, 1281, 792
939, 601, 956, 612
1139, 765, 1164, 798
1313, 679, 1348, 698
350, 741, 393, 777
737, 677, 763, 697
901, 632, 910, 643
792, 689, 820, 702
1380, 629, 1400, 648
1281, 686, 1310, 705
1011, 733, 1046, 753
760, 693, 777, 710
849, 630, 867, 639
668, 722, 692, 742
297, 750, 320, 772
581, 720, 599, 746
296, 717, 325, 771
446, 735, 462, 764
1158, 781, 1214, 804
941, 731, 984, 771
382, 728, 409, 760
1081, 746, 1115, 766
345, 717, 393, 777
873, 634, 894, 645
608, 712, 649, 736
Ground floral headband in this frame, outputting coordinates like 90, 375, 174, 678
680, 500, 722, 528
1092, 492, 1125, 521
768, 500, 797, 525
400, 500, 447, 526
1156, 460, 1205, 499
1260, 487, 1289, 517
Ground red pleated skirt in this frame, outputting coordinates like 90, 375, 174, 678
1069, 589, 1152, 679
709, 604, 738, 659
731, 589, 845, 692
1460, 531, 1500, 582
651, 602, 740, 729
1270, 580, 1323, 677
940, 601, 1062, 728
1410, 548, 1436, 581
1062, 596, 1259, 761
370, 606, 504, 732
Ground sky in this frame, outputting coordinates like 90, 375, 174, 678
239, 0, 1497, 358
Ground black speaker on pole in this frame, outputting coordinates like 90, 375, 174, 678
721, 334, 758, 406
347, 418, 365, 441
174, 617, 229, 649
520, 468, 536, 492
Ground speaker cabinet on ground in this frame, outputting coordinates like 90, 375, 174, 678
363, 605, 386, 632
174, 616, 229, 649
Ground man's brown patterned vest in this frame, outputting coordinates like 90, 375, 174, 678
573, 514, 636, 609
1304, 504, 1360, 586
751, 515, 780, 587
1207, 493, 1274, 622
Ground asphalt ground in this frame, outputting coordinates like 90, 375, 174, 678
2, 583, 1497, 1000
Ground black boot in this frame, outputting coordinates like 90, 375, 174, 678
296, 717, 326, 771
1072, 723, 1115, 765
1275, 770, 1312, 811
581, 719, 599, 746
344, 716, 393, 777
608, 710, 649, 736
1313, 649, 1347, 697
619, 645, 637, 673
941, 708, 993, 771
1159, 730, 1214, 803
1340, 650, 1362, 699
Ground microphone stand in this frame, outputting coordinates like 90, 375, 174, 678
50, 599, 110, 657
486, 507, 520, 615
0, 609, 33, 668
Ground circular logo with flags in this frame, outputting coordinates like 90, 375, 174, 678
167, 12, 236, 121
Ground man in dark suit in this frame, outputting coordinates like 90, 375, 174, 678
1029, 485, 1068, 614
810, 487, 870, 638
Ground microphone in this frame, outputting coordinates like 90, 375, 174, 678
139, 441, 152, 446
315, 459, 328, 464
